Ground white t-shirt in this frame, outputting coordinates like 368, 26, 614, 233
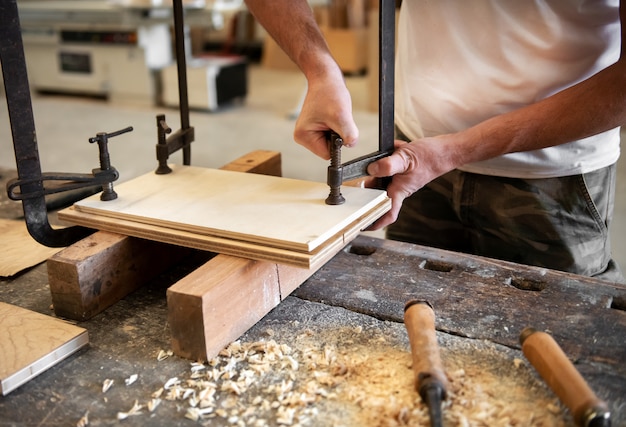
395, 0, 621, 178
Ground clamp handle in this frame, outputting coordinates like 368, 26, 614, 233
520, 328, 611, 427
404, 300, 447, 427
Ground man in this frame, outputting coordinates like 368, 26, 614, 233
245, 0, 625, 283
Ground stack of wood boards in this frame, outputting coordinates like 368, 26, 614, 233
58, 165, 390, 269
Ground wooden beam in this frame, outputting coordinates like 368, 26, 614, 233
47, 151, 282, 321
167, 258, 313, 361
47, 233, 191, 320
165, 158, 381, 361
218, 149, 282, 176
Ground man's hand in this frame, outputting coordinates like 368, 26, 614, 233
294, 70, 359, 159
366, 137, 458, 230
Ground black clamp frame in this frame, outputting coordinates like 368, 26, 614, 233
325, 0, 395, 204
154, 0, 195, 174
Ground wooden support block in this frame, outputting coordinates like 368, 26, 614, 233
167, 256, 314, 361
220, 150, 282, 177
168, 256, 281, 360
165, 181, 365, 360
47, 233, 190, 320
47, 150, 283, 321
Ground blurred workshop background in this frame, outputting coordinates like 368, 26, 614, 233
1, 0, 624, 270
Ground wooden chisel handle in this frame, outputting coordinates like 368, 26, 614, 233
404, 300, 449, 396
520, 328, 611, 427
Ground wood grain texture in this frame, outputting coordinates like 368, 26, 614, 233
0, 302, 88, 395
168, 255, 281, 360
47, 231, 192, 320
65, 165, 389, 252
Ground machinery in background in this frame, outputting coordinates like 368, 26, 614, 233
17, 0, 245, 108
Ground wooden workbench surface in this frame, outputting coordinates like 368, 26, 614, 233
1, 235, 624, 426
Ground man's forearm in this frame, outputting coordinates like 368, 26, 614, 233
451, 59, 626, 169
244, 0, 338, 79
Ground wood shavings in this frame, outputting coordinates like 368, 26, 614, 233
147, 398, 161, 412
96, 321, 570, 426
156, 349, 173, 361
76, 411, 89, 427
101, 379, 114, 393
124, 374, 138, 386
116, 400, 142, 420
163, 377, 179, 389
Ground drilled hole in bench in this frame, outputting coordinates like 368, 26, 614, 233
610, 296, 626, 312
348, 245, 377, 256
421, 260, 453, 273
507, 277, 547, 292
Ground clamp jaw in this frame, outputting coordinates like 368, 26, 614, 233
325, 131, 392, 205
7, 126, 132, 205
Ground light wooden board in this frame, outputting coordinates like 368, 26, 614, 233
0, 219, 62, 277
0, 302, 88, 395
58, 165, 390, 268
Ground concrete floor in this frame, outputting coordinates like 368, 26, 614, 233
1, 64, 625, 275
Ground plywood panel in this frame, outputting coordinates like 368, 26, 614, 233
58, 165, 390, 268
0, 303, 88, 395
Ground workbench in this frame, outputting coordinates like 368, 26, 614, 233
1, 192, 625, 426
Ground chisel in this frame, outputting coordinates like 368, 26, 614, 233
519, 327, 611, 427
404, 300, 448, 427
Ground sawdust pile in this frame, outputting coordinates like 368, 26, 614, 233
104, 321, 572, 426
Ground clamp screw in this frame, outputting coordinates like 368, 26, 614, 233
325, 131, 346, 205
155, 114, 173, 174
89, 126, 133, 201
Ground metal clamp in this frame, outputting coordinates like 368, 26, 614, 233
7, 126, 132, 203
88, 126, 133, 200
325, 0, 395, 204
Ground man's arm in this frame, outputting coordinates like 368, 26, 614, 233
244, 0, 358, 159
368, 2, 626, 229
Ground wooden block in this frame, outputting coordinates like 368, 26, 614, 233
47, 151, 283, 321
219, 150, 282, 177
47, 232, 190, 320
165, 195, 368, 360
167, 256, 315, 361
220, 150, 281, 175
168, 256, 281, 360
59, 165, 390, 267
0, 302, 88, 395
